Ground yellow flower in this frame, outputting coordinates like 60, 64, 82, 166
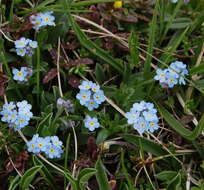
113, 1, 122, 9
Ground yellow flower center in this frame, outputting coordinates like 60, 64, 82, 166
140, 123, 145, 127
44, 17, 49, 22
31, 144, 35, 149
114, 1, 122, 8
38, 143, 43, 147
89, 122, 95, 126
18, 42, 24, 46
17, 72, 23, 76
82, 95, 87, 99
19, 119, 24, 123
150, 122, 154, 127
49, 149, 54, 153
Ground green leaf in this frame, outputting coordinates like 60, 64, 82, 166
95, 63, 106, 84
128, 31, 139, 67
167, 172, 181, 190
170, 17, 192, 29
121, 150, 136, 190
158, 104, 204, 140
123, 134, 167, 156
66, 12, 123, 74
95, 158, 111, 190
96, 128, 110, 145
144, 0, 158, 79
8, 175, 20, 190
190, 64, 204, 75
61, 169, 78, 190
155, 171, 177, 181
20, 165, 42, 190
32, 156, 58, 189
157, 104, 190, 138
78, 168, 96, 190
37, 113, 53, 135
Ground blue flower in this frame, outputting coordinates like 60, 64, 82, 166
166, 73, 178, 88
0, 110, 11, 123
76, 90, 91, 105
17, 100, 32, 111
85, 99, 99, 111
143, 111, 158, 122
84, 116, 100, 131
131, 101, 147, 112
91, 83, 100, 92
154, 69, 168, 83
28, 40, 38, 48
41, 11, 55, 26
2, 102, 16, 111
12, 68, 28, 82
125, 111, 139, 124
125, 101, 159, 134
133, 118, 148, 135
16, 48, 26, 56
93, 90, 105, 104
77, 81, 106, 110
27, 134, 63, 159
9, 110, 18, 123
154, 61, 188, 88
1, 101, 33, 131
30, 11, 55, 30
148, 121, 159, 133
27, 140, 40, 154
50, 136, 63, 148
45, 144, 63, 159
36, 137, 51, 152
14, 37, 29, 48
18, 110, 33, 121
79, 80, 93, 90
14, 115, 29, 130
14, 38, 38, 57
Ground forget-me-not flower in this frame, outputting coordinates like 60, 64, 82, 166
27, 134, 63, 159
76, 80, 105, 110
84, 116, 100, 131
154, 61, 188, 88
125, 101, 159, 134
14, 37, 38, 57
30, 11, 55, 30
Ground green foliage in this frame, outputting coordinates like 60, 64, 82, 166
95, 158, 111, 190
20, 165, 42, 189
0, 0, 204, 189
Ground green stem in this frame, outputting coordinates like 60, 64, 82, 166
1, 52, 22, 98
36, 47, 40, 105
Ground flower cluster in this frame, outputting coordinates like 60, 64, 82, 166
57, 98, 74, 113
0, 101, 33, 131
76, 81, 105, 111
14, 37, 38, 56
30, 11, 55, 30
27, 134, 63, 159
84, 116, 100, 131
12, 67, 33, 82
125, 101, 159, 134
154, 61, 188, 88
